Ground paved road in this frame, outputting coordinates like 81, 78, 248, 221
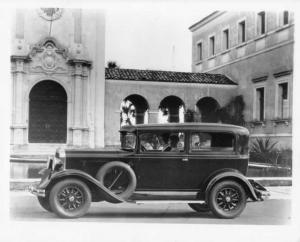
10, 187, 291, 225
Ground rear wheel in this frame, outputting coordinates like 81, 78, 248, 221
188, 203, 210, 213
96, 161, 137, 199
208, 180, 246, 219
49, 179, 91, 218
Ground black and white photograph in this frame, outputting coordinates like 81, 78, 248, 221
1, 1, 300, 242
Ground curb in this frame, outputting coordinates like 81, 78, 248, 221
247, 177, 292, 187
10, 180, 40, 191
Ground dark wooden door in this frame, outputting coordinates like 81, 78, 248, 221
29, 80, 67, 143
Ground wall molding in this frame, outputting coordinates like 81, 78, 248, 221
273, 70, 293, 78
203, 39, 293, 73
250, 133, 292, 137
252, 75, 268, 83
106, 79, 238, 89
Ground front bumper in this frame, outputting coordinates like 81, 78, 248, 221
27, 167, 52, 198
249, 179, 270, 201
27, 185, 46, 197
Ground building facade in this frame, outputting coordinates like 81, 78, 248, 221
11, 9, 106, 155
190, 11, 294, 148
11, 8, 238, 180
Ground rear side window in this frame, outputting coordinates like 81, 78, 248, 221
190, 132, 235, 152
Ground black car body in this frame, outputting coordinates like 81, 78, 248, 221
29, 123, 269, 219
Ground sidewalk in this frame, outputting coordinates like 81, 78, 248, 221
265, 186, 291, 200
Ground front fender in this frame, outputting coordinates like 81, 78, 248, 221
204, 171, 258, 202
42, 169, 124, 204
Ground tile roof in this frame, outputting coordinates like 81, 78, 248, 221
105, 68, 237, 85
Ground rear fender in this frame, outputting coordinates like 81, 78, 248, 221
204, 171, 258, 202
43, 169, 124, 203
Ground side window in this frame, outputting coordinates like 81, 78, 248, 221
238, 134, 249, 155
191, 132, 211, 150
139, 132, 185, 152
190, 132, 235, 152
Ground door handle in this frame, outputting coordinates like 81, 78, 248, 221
182, 158, 189, 162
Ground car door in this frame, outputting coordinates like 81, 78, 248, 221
184, 130, 238, 190
134, 130, 189, 191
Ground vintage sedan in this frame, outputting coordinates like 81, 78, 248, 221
29, 123, 269, 219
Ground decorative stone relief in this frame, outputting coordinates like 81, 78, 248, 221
37, 8, 63, 21
29, 38, 69, 75
12, 39, 30, 56
69, 43, 89, 61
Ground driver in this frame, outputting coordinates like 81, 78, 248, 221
169, 134, 180, 151
158, 133, 170, 151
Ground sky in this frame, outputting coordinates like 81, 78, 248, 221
105, 4, 212, 72
103, 0, 297, 72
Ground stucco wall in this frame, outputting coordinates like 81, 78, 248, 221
105, 79, 237, 146
190, 11, 294, 149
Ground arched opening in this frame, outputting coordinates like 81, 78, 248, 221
120, 94, 149, 126
196, 97, 220, 123
29, 80, 67, 143
158, 96, 185, 123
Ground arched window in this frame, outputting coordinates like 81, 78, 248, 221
158, 96, 185, 123
196, 97, 220, 123
120, 94, 149, 126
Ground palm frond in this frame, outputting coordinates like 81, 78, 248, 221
250, 137, 279, 164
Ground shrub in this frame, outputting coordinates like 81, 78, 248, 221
250, 138, 279, 164
218, 95, 245, 126
250, 138, 292, 168
185, 109, 196, 122
107, 61, 119, 68
277, 149, 292, 168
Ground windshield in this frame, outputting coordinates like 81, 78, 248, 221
121, 132, 136, 150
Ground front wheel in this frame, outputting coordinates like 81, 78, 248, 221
49, 179, 91, 218
208, 180, 247, 219
38, 196, 52, 212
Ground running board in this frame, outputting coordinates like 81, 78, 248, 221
127, 200, 206, 204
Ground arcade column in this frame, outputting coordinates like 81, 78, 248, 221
68, 59, 91, 146
11, 55, 30, 145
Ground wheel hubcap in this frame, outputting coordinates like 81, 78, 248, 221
58, 185, 84, 211
69, 196, 75, 202
216, 187, 240, 211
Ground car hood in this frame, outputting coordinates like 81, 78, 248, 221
64, 147, 134, 158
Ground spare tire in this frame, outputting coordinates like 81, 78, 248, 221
96, 161, 137, 200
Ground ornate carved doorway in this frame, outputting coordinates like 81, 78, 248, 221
29, 80, 67, 143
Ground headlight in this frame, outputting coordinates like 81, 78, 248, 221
55, 148, 66, 159
53, 148, 66, 171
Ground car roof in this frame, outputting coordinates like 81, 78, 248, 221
120, 123, 249, 135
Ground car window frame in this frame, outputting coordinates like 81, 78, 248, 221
137, 130, 187, 155
188, 130, 237, 155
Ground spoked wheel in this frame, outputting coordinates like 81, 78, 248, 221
96, 161, 137, 199
188, 203, 210, 213
49, 179, 91, 218
208, 180, 246, 219
38, 195, 52, 212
